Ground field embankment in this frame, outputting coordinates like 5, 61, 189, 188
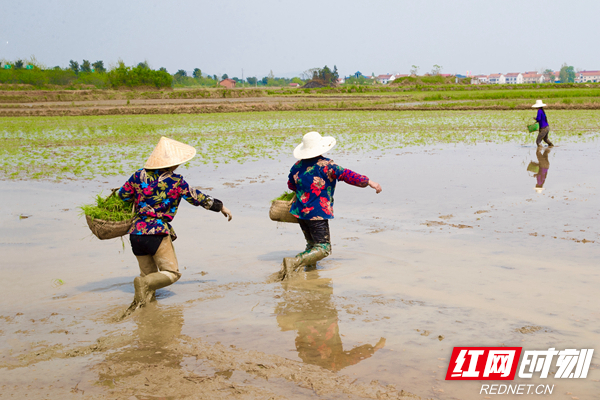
1, 85, 600, 117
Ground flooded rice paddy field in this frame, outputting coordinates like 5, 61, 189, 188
1, 110, 599, 399
1, 110, 598, 180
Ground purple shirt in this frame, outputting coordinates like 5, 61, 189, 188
536, 109, 549, 129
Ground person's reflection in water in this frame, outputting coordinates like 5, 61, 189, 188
98, 305, 184, 384
275, 270, 385, 372
529, 147, 551, 193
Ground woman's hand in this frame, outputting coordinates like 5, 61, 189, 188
221, 206, 233, 221
368, 180, 382, 194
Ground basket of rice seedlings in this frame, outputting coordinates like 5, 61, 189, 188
81, 189, 135, 240
269, 191, 298, 224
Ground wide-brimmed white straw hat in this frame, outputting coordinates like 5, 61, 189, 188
293, 131, 336, 160
532, 100, 547, 108
535, 187, 545, 193
144, 137, 197, 169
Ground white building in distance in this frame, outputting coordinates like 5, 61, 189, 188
576, 70, 600, 83
504, 73, 523, 84
488, 73, 506, 84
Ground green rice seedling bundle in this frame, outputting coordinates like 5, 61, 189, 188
81, 191, 134, 240
271, 190, 295, 203
81, 192, 133, 221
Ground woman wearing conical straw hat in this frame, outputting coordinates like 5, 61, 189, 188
117, 137, 232, 315
281, 132, 382, 279
532, 100, 554, 147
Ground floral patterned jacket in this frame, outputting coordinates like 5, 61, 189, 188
118, 168, 222, 239
287, 156, 369, 220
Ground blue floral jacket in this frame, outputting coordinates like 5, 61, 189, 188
118, 168, 222, 239
287, 156, 369, 220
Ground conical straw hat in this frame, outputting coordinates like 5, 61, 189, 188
144, 137, 197, 169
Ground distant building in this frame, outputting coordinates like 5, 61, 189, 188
219, 79, 236, 89
576, 70, 600, 83
289, 82, 300, 87
522, 72, 545, 84
376, 74, 394, 84
336, 77, 345, 84
350, 71, 372, 80
552, 71, 560, 83
504, 72, 523, 84
375, 73, 409, 84
488, 73, 506, 84
471, 75, 489, 85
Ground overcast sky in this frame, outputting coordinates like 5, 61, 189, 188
2, 0, 599, 78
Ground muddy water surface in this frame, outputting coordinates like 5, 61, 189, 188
1, 140, 599, 399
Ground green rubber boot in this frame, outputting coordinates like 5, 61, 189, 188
300, 243, 331, 265
282, 243, 331, 279
296, 240, 316, 268
300, 240, 316, 254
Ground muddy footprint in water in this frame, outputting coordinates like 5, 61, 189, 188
268, 261, 316, 283
516, 325, 543, 334
272, 262, 298, 282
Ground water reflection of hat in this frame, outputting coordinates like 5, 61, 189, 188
293, 131, 336, 160
144, 137, 197, 169
532, 100, 547, 108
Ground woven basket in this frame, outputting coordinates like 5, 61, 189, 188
269, 200, 299, 224
85, 188, 134, 240
86, 214, 133, 240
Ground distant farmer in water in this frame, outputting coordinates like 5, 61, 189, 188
532, 99, 554, 147
118, 137, 232, 316
282, 132, 382, 278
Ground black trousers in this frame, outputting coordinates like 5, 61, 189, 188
130, 234, 165, 256
298, 219, 331, 244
